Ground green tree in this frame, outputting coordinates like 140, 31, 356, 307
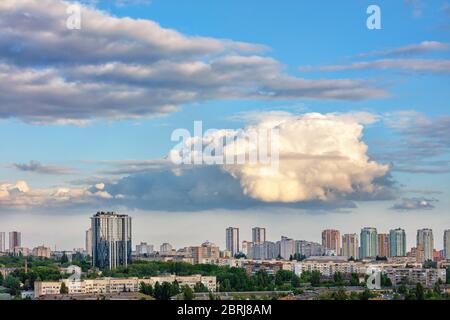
60, 282, 69, 294
4, 275, 21, 296
349, 273, 360, 286
359, 288, 375, 300
398, 283, 408, 295
381, 274, 392, 287
139, 282, 153, 296
333, 272, 344, 286
182, 285, 194, 300
254, 269, 271, 290
0, 272, 3, 286
310, 270, 321, 287
60, 253, 69, 264
415, 283, 425, 300
193, 282, 208, 293
332, 288, 348, 300
275, 270, 294, 286
152, 282, 175, 300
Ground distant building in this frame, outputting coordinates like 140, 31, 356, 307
278, 236, 295, 260
160, 243, 173, 255
417, 228, 434, 262
9, 231, 21, 251
85, 228, 92, 257
360, 227, 377, 258
225, 227, 240, 256
342, 234, 359, 259
389, 228, 406, 257
12, 247, 30, 257
377, 234, 390, 257
444, 230, 450, 260
32, 246, 51, 259
136, 242, 154, 256
91, 212, 132, 270
321, 229, 341, 256
252, 227, 266, 244
241, 241, 252, 256
35, 275, 217, 297
385, 268, 446, 288
0, 232, 5, 253
295, 240, 324, 258
248, 241, 277, 260
433, 249, 443, 262
189, 241, 220, 264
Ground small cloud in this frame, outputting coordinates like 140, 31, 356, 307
391, 197, 437, 211
355, 41, 449, 58
12, 160, 75, 175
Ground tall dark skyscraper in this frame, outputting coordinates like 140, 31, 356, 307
9, 231, 21, 251
91, 212, 132, 270
252, 227, 266, 244
225, 227, 240, 256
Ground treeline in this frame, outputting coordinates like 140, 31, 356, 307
101, 261, 370, 293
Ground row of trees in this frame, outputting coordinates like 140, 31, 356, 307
138, 281, 208, 300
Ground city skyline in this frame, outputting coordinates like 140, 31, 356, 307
0, 0, 449, 257
2, 214, 450, 255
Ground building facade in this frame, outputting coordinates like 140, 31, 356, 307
85, 228, 92, 257
189, 241, 220, 264
91, 212, 132, 270
136, 242, 154, 256
360, 227, 378, 258
389, 228, 406, 257
32, 246, 51, 258
252, 227, 266, 244
321, 229, 341, 256
342, 234, 359, 259
278, 236, 295, 260
444, 230, 450, 260
417, 228, 434, 262
377, 233, 390, 258
0, 232, 5, 252
9, 231, 21, 251
35, 275, 217, 297
225, 227, 240, 256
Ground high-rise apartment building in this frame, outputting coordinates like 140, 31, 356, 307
377, 233, 390, 257
0, 232, 5, 252
160, 243, 173, 254
225, 227, 240, 256
190, 241, 220, 264
360, 227, 378, 258
295, 240, 324, 258
444, 230, 450, 260
252, 227, 266, 244
417, 228, 434, 262
321, 229, 341, 255
389, 228, 406, 257
241, 240, 252, 256
91, 212, 132, 270
278, 236, 295, 260
342, 234, 359, 259
136, 242, 154, 256
85, 228, 92, 256
9, 231, 21, 251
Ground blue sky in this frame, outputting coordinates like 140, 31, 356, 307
0, 0, 449, 250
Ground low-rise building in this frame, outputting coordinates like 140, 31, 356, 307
385, 268, 446, 288
32, 246, 52, 258
35, 275, 217, 297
